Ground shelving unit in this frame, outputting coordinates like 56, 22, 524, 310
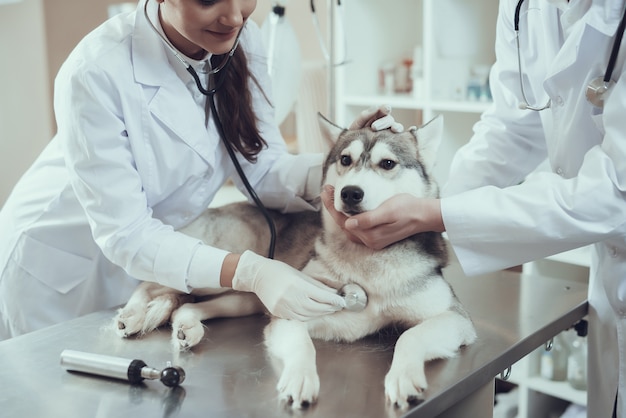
328, 1, 590, 417
330, 0, 497, 185
516, 252, 590, 417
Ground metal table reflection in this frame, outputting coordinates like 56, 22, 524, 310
0, 260, 587, 418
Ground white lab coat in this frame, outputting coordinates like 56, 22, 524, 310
441, 0, 626, 416
0, 0, 322, 339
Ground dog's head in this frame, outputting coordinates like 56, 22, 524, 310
318, 113, 443, 215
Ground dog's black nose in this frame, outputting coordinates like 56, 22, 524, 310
341, 186, 364, 206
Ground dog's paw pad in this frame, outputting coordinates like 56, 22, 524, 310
171, 327, 203, 351
386, 390, 425, 410
113, 309, 145, 338
171, 314, 205, 351
276, 368, 319, 409
286, 396, 313, 409
384, 366, 427, 410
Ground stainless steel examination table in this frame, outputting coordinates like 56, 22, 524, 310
0, 259, 588, 418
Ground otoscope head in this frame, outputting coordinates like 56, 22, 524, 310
160, 366, 186, 387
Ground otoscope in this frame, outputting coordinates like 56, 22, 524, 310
60, 349, 185, 387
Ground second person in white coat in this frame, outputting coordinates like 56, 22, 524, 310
323, 0, 626, 416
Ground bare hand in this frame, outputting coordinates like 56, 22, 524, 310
321, 185, 444, 250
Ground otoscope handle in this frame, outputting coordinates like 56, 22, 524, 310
60, 349, 147, 383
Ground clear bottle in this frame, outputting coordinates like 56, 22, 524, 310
567, 320, 588, 391
541, 333, 569, 381
540, 331, 569, 381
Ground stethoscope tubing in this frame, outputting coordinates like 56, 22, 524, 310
206, 92, 277, 259
604, 3, 626, 84
143, 0, 277, 259
514, 0, 551, 110
514, 0, 626, 110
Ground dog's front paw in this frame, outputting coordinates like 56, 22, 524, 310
114, 307, 146, 338
276, 365, 320, 409
170, 307, 205, 351
384, 363, 427, 409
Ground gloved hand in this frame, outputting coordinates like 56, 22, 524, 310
349, 104, 404, 132
231, 250, 346, 321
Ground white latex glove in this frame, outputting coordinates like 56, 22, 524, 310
232, 250, 346, 321
349, 104, 404, 133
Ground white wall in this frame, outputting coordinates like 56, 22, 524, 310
0, 0, 52, 206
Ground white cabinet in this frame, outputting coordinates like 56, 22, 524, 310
509, 254, 590, 418
329, 1, 589, 417
330, 0, 497, 185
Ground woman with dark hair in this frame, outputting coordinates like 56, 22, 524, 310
0, 0, 399, 339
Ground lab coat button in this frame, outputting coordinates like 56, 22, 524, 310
555, 96, 564, 106
556, 167, 564, 176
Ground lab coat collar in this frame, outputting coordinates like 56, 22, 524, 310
132, 0, 175, 88
543, 0, 624, 79
584, 0, 626, 35
560, 0, 591, 34
142, 0, 213, 89
546, 0, 570, 11
130, 0, 216, 168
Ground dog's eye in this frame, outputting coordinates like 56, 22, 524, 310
379, 160, 396, 170
340, 155, 352, 166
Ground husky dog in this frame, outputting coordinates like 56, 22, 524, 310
113, 114, 477, 409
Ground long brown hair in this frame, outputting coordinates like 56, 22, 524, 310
210, 46, 269, 163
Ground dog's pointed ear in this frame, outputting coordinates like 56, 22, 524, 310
318, 113, 345, 149
409, 114, 444, 171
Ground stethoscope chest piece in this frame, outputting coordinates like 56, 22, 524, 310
585, 76, 613, 108
339, 283, 368, 312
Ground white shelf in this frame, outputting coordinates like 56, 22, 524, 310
546, 246, 591, 267
429, 100, 493, 113
343, 94, 492, 114
525, 376, 587, 406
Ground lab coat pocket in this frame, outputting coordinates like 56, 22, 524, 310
12, 234, 93, 294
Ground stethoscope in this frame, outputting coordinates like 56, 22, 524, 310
143, 0, 368, 311
514, 0, 626, 110
143, 0, 277, 259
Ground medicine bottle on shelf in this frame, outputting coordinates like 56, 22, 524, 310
567, 320, 588, 391
540, 331, 569, 381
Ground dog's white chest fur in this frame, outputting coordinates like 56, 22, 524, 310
301, 231, 457, 343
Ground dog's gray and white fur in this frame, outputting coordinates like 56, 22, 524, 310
113, 114, 477, 409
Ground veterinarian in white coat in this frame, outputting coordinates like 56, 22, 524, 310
0, 0, 399, 340
322, 0, 626, 416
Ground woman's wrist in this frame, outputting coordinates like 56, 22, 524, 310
414, 198, 445, 233
428, 198, 445, 232
220, 253, 240, 288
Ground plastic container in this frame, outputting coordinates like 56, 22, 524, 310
567, 320, 588, 391
540, 332, 569, 381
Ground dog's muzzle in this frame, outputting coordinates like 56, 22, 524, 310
338, 283, 368, 312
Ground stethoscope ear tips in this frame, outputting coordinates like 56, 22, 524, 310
518, 102, 529, 110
